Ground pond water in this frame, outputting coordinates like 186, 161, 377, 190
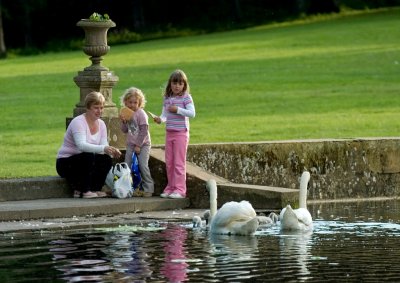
0, 200, 399, 282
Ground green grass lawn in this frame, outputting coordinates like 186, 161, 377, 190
1, 8, 400, 178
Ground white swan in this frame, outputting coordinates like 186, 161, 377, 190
279, 171, 313, 232
206, 179, 259, 235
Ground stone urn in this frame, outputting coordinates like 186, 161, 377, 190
76, 19, 116, 71
72, 16, 124, 148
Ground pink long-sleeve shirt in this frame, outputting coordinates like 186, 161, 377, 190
57, 114, 108, 158
159, 93, 195, 131
120, 108, 151, 148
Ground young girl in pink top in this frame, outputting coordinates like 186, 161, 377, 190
120, 87, 154, 197
154, 70, 196, 199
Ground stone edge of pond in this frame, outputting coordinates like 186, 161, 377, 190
0, 209, 208, 234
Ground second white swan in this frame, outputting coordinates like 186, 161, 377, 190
279, 171, 313, 232
206, 179, 259, 235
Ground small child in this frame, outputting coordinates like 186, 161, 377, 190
153, 69, 195, 199
120, 87, 154, 197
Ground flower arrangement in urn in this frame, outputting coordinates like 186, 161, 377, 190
88, 12, 110, 21
77, 12, 116, 70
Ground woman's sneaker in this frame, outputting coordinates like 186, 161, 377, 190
73, 190, 81, 198
82, 191, 99, 198
168, 193, 185, 199
96, 191, 108, 198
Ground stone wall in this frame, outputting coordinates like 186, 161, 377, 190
185, 138, 400, 200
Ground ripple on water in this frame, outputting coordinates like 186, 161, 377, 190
0, 199, 399, 282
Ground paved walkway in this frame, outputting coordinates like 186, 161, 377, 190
0, 195, 192, 233
0, 206, 205, 233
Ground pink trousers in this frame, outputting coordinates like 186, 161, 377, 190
164, 130, 189, 196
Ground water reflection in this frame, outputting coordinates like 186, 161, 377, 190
279, 232, 312, 282
1, 199, 400, 282
209, 233, 259, 264
207, 233, 260, 281
49, 233, 111, 282
160, 224, 188, 283
102, 231, 152, 281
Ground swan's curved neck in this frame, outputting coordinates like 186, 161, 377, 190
299, 172, 310, 209
208, 180, 218, 220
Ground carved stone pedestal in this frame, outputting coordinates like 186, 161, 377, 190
73, 69, 119, 117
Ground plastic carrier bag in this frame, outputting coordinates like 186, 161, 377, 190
131, 152, 142, 190
106, 162, 133, 198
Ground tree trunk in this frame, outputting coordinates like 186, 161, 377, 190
233, 0, 242, 21
0, 1, 6, 58
132, 0, 145, 30
22, 3, 32, 49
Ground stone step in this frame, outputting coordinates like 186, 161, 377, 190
0, 197, 190, 222
0, 176, 70, 201
0, 148, 299, 221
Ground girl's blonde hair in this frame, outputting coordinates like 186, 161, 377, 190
163, 69, 190, 97
120, 87, 146, 108
85, 91, 105, 109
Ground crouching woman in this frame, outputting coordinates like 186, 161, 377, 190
56, 91, 121, 198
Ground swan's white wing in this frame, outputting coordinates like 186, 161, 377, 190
280, 205, 300, 231
210, 200, 258, 235
279, 206, 287, 222
281, 206, 313, 231
230, 217, 259, 235
294, 208, 313, 228
213, 201, 256, 223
